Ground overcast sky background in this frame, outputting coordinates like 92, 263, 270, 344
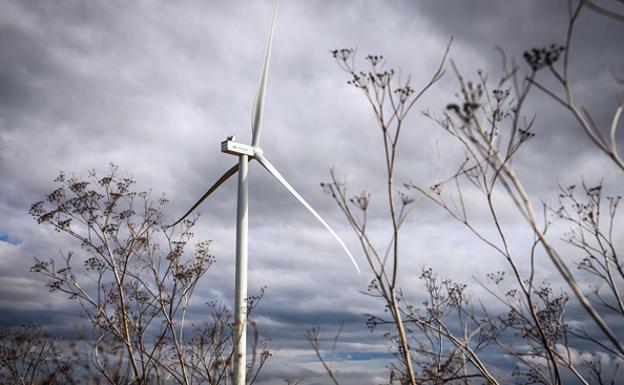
1, 1, 623, 383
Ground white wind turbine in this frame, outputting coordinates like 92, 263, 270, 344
172, 2, 360, 384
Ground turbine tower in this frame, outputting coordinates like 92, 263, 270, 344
172, 2, 360, 384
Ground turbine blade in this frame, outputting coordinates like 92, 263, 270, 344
250, 0, 279, 147
171, 163, 239, 226
255, 154, 360, 273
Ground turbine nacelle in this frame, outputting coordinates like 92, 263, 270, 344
221, 137, 256, 157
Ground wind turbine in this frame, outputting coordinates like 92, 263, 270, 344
172, 1, 360, 384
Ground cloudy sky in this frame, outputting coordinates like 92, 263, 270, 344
1, 1, 623, 383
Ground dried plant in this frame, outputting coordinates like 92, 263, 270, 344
318, 1, 623, 384
28, 165, 270, 385
411, 2, 624, 382
0, 324, 75, 385
319, 41, 453, 385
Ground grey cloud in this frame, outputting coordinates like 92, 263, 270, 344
1, 0, 623, 382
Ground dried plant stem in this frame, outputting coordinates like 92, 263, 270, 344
500, 159, 624, 356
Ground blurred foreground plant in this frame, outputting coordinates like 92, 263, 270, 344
0, 324, 74, 385
315, 1, 624, 384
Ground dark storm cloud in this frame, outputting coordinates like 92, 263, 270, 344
1, 0, 623, 382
